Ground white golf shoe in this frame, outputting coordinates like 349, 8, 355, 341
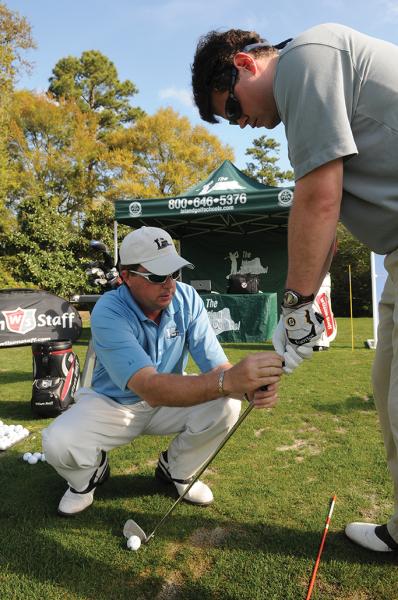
57, 451, 110, 516
58, 488, 95, 516
155, 451, 214, 506
345, 522, 398, 552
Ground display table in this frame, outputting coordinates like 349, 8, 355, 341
200, 293, 278, 343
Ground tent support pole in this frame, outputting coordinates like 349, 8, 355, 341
113, 220, 118, 265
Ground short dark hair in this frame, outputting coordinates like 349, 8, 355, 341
191, 29, 274, 124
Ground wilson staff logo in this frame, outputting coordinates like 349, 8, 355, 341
0, 308, 76, 335
2, 308, 36, 334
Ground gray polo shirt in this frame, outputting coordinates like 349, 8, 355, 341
274, 23, 398, 254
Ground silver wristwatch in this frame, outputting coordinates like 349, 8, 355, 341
283, 289, 314, 308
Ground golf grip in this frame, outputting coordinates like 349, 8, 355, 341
145, 387, 267, 542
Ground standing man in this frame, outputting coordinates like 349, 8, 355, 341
191, 23, 398, 552
43, 226, 282, 516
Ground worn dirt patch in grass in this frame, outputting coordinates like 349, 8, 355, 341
299, 575, 372, 600
359, 492, 392, 521
334, 427, 347, 434
255, 428, 267, 437
155, 571, 184, 600
276, 439, 321, 455
297, 425, 320, 434
189, 525, 232, 548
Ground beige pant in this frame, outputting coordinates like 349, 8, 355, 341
42, 387, 241, 492
372, 248, 398, 542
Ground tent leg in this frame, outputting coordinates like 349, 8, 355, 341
113, 220, 118, 266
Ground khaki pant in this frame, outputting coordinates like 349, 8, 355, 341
372, 248, 398, 542
42, 387, 241, 493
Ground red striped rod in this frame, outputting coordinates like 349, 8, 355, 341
305, 495, 337, 600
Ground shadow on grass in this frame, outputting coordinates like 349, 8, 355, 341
0, 456, 396, 600
0, 400, 36, 422
0, 371, 32, 385
73, 337, 90, 348
222, 343, 274, 351
314, 394, 376, 414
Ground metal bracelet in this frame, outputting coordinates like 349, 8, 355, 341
218, 370, 226, 396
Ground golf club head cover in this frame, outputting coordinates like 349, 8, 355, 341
272, 303, 324, 374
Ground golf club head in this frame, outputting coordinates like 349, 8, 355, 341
89, 240, 114, 269
123, 519, 148, 543
90, 240, 109, 253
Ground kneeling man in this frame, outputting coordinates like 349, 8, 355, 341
43, 226, 283, 515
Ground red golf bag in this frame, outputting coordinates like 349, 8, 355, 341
31, 340, 80, 417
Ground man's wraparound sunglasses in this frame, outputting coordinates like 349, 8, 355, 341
225, 39, 293, 125
225, 66, 241, 125
128, 270, 180, 284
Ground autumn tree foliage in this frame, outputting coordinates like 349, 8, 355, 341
106, 107, 234, 200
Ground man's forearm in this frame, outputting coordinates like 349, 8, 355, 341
128, 352, 283, 407
128, 365, 230, 408
286, 159, 343, 295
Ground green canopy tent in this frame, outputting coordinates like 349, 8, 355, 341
114, 160, 293, 295
114, 160, 294, 341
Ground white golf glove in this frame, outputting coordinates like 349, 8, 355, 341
272, 303, 325, 374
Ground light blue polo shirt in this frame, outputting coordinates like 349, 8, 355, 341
90, 282, 228, 404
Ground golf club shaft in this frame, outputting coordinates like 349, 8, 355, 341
145, 396, 255, 542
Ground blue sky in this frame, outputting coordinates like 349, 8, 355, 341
6, 0, 398, 173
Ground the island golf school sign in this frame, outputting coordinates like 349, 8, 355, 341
127, 177, 294, 218
0, 289, 82, 347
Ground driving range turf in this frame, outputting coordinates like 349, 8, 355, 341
1, 318, 397, 600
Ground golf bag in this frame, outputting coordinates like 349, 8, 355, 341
31, 340, 80, 417
227, 273, 260, 294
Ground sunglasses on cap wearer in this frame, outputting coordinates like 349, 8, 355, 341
128, 269, 181, 284
225, 39, 292, 125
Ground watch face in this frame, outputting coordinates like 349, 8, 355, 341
284, 291, 298, 306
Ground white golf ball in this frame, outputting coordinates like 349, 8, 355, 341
127, 535, 141, 551
28, 455, 38, 465
23, 452, 32, 461
33, 452, 42, 459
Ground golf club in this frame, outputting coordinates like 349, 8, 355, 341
123, 391, 265, 545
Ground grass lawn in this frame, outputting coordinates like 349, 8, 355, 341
1, 318, 397, 599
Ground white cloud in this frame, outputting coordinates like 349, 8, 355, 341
159, 87, 194, 108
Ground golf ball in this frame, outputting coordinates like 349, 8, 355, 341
127, 535, 141, 551
28, 455, 38, 465
23, 452, 33, 461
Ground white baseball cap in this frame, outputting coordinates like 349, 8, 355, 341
119, 227, 193, 275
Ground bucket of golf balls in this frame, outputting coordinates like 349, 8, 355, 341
0, 420, 29, 450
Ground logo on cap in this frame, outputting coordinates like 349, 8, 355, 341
154, 237, 171, 250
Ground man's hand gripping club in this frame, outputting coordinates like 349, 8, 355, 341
272, 302, 324, 374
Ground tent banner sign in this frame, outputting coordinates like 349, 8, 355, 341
125, 187, 293, 219
0, 289, 82, 347
115, 161, 294, 222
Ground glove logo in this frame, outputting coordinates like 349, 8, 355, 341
287, 316, 296, 327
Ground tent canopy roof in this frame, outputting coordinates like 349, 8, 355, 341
114, 160, 294, 238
